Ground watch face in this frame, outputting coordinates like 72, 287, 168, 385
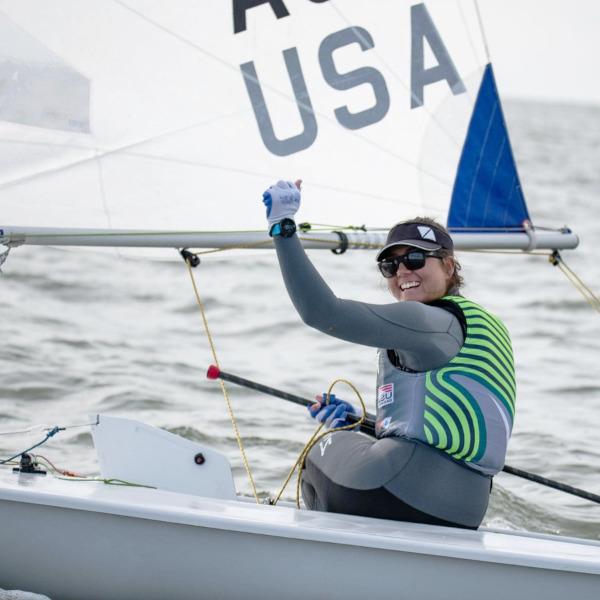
281, 219, 296, 237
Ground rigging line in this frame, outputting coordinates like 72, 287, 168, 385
188, 234, 381, 256
450, 225, 537, 232
94, 148, 121, 260
33, 454, 82, 478
552, 255, 600, 314
562, 274, 600, 312
557, 257, 593, 290
183, 256, 260, 503
294, 379, 367, 508
18, 229, 269, 241
275, 424, 323, 506
570, 276, 600, 307
328, 0, 464, 148
0, 424, 50, 436
460, 249, 550, 255
116, 151, 437, 212
121, 154, 401, 207
0, 246, 10, 273
298, 235, 381, 250
0, 110, 247, 193
0, 426, 63, 465
456, 0, 483, 68
113, 0, 451, 188
191, 239, 274, 256
0, 107, 247, 155
31, 454, 151, 487
0, 135, 435, 212
0, 419, 98, 437
473, 0, 491, 63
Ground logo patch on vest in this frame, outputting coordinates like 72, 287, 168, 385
377, 383, 394, 408
319, 434, 333, 457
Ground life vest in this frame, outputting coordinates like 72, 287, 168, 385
375, 296, 515, 475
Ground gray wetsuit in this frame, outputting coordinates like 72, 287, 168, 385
274, 234, 491, 529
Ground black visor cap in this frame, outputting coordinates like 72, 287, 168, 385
376, 222, 454, 261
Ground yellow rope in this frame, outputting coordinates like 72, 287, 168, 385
550, 252, 600, 314
24, 455, 156, 488
299, 236, 382, 250
187, 235, 382, 256
183, 257, 261, 503
462, 248, 600, 316
271, 378, 367, 508
271, 422, 323, 506
191, 238, 275, 255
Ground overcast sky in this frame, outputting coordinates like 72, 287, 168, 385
477, 0, 600, 106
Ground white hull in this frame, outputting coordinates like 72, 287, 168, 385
1, 493, 598, 600
1, 417, 599, 599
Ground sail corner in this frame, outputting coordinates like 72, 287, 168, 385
447, 64, 531, 233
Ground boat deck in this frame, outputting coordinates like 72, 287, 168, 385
1, 466, 599, 575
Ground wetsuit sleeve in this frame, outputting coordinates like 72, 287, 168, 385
274, 234, 464, 372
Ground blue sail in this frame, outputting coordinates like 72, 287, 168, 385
448, 64, 530, 231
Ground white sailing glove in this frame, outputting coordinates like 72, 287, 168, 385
262, 180, 301, 227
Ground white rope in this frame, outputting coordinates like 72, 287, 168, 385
473, 0, 492, 62
0, 424, 50, 436
0, 419, 98, 437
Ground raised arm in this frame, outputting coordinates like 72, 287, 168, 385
274, 234, 463, 372
263, 180, 464, 372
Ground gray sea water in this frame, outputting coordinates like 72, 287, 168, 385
1, 100, 599, 541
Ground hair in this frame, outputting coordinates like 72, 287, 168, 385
394, 216, 464, 293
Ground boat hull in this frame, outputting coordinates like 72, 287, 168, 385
1, 495, 598, 600
1, 418, 599, 599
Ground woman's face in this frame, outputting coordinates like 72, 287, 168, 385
385, 246, 455, 303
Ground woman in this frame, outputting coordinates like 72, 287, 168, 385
263, 180, 515, 529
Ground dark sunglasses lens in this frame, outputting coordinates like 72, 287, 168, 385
378, 260, 397, 278
378, 251, 429, 277
404, 251, 426, 271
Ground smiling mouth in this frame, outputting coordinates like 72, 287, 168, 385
400, 281, 421, 291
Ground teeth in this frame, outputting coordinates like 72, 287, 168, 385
400, 281, 420, 291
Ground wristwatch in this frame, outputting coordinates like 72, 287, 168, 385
269, 218, 297, 238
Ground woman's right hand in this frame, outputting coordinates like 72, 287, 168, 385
262, 179, 302, 227
308, 393, 356, 429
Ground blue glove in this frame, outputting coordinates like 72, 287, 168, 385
308, 393, 356, 429
262, 180, 301, 227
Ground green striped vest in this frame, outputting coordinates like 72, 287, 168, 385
375, 296, 515, 475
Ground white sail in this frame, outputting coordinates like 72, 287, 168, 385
0, 1, 577, 252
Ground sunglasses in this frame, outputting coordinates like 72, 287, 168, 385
378, 250, 444, 278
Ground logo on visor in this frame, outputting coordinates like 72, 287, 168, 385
417, 226, 436, 242
377, 383, 394, 408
